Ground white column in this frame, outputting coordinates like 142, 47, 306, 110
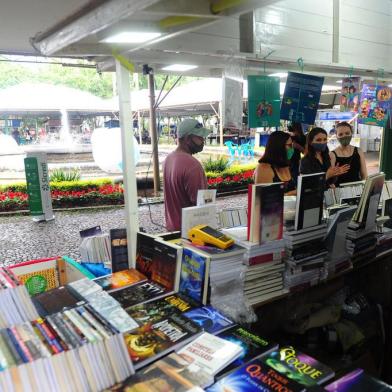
115, 59, 139, 267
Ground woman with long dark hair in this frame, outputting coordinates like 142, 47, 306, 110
254, 131, 296, 195
288, 122, 306, 184
300, 127, 349, 186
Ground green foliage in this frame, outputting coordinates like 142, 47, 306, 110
202, 156, 230, 172
205, 163, 256, 179
50, 169, 81, 182
0, 178, 113, 193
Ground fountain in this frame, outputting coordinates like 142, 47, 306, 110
0, 134, 25, 171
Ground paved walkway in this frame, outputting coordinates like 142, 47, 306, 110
0, 194, 247, 266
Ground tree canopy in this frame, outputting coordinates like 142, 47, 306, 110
0, 59, 200, 98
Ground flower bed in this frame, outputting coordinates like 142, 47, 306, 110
206, 163, 256, 190
0, 181, 124, 212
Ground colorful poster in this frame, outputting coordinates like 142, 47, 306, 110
280, 72, 324, 125
358, 84, 392, 126
247, 75, 280, 128
340, 77, 361, 112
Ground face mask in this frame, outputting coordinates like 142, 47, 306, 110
338, 135, 352, 147
286, 147, 295, 160
312, 142, 327, 152
189, 138, 204, 154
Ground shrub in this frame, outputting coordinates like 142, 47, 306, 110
202, 156, 229, 172
50, 168, 81, 182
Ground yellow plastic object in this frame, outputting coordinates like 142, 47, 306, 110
188, 225, 234, 249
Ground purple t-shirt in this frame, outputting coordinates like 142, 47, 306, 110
163, 151, 207, 231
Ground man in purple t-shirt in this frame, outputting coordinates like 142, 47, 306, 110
163, 119, 210, 231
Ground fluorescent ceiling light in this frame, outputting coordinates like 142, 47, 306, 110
162, 64, 198, 72
102, 31, 161, 43
269, 72, 288, 78
336, 80, 342, 83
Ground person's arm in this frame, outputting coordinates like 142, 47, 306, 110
254, 163, 274, 184
185, 162, 208, 205
329, 150, 336, 167
357, 148, 368, 180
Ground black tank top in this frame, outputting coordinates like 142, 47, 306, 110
332, 147, 361, 186
271, 166, 296, 193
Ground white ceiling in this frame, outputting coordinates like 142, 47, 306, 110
0, 0, 391, 82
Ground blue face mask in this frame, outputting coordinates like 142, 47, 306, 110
312, 142, 327, 152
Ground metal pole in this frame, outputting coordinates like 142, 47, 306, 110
219, 102, 224, 147
148, 69, 161, 194
115, 59, 139, 267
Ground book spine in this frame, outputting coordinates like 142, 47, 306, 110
246, 252, 283, 266
59, 312, 88, 345
0, 329, 23, 365
5, 328, 30, 363
46, 315, 75, 349
75, 306, 110, 339
32, 319, 63, 354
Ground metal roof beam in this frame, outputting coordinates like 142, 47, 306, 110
31, 0, 161, 56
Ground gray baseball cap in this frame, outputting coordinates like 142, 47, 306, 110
177, 119, 210, 138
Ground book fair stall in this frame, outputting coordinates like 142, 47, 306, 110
3, 1, 392, 391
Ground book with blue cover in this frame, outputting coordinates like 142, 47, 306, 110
207, 358, 305, 392
179, 247, 210, 304
216, 326, 278, 378
184, 305, 234, 335
325, 368, 392, 391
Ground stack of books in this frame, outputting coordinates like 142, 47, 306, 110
0, 307, 134, 392
0, 267, 39, 327
79, 233, 111, 264
284, 173, 327, 291
346, 173, 385, 267
324, 206, 356, 276
284, 224, 328, 291
32, 276, 144, 333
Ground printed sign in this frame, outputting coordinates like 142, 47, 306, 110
340, 77, 361, 112
24, 153, 54, 221
280, 72, 324, 125
248, 75, 280, 128
358, 84, 392, 127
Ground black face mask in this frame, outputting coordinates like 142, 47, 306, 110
189, 138, 204, 154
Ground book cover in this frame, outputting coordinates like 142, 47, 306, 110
258, 183, 284, 243
181, 204, 218, 239
124, 313, 201, 370
177, 332, 243, 376
93, 269, 147, 292
136, 232, 157, 280
184, 306, 234, 335
151, 240, 182, 292
32, 285, 84, 316
295, 173, 326, 231
261, 346, 334, 387
127, 293, 200, 326
216, 326, 278, 377
207, 358, 305, 392
325, 368, 392, 391
118, 352, 214, 391
110, 281, 168, 309
179, 247, 210, 304
110, 228, 129, 272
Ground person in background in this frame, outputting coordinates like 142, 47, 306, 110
300, 127, 350, 187
330, 121, 368, 186
254, 131, 296, 195
163, 119, 210, 231
11, 128, 20, 145
288, 122, 306, 185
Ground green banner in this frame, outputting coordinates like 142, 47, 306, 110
24, 157, 44, 216
248, 75, 280, 128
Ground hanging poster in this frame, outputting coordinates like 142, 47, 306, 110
280, 72, 324, 125
222, 76, 243, 129
340, 77, 361, 112
358, 84, 392, 127
247, 75, 280, 128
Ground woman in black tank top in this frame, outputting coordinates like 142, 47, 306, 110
330, 122, 368, 186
